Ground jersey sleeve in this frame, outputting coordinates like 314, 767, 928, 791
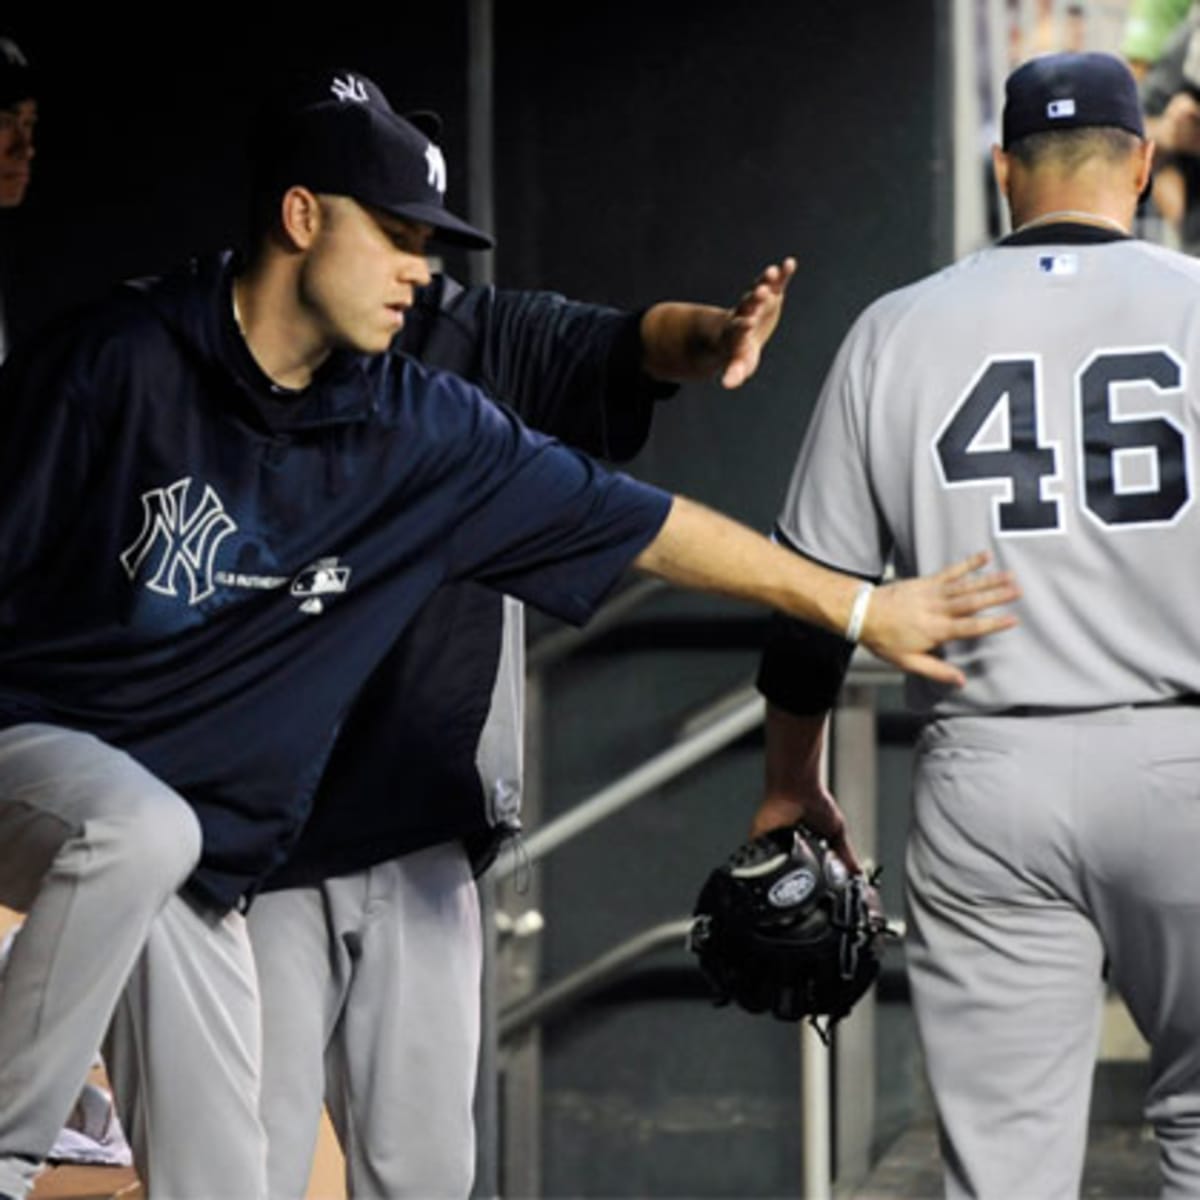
774, 312, 892, 579
434, 380, 672, 625
755, 313, 890, 717
458, 284, 676, 461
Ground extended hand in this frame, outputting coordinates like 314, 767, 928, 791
860, 551, 1019, 686
718, 257, 797, 388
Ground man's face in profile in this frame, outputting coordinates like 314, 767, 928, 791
0, 97, 35, 208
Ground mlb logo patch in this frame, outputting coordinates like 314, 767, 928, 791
1047, 98, 1077, 119
1038, 253, 1078, 276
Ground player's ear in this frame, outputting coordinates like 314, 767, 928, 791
991, 144, 1011, 200
280, 186, 322, 251
1135, 138, 1155, 200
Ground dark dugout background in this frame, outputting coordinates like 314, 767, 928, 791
2, 2, 952, 1194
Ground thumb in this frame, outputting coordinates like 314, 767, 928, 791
722, 344, 759, 389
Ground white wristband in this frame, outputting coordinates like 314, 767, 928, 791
844, 582, 874, 644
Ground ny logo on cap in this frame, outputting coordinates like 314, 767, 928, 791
425, 143, 447, 194
1047, 98, 1077, 119
331, 74, 369, 104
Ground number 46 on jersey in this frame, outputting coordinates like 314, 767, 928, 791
934, 349, 1191, 535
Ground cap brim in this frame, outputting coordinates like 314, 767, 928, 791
387, 200, 495, 250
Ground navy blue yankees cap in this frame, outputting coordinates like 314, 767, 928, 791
0, 38, 36, 109
1002, 51, 1145, 148
256, 68, 494, 250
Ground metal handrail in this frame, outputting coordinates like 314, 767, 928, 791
493, 683, 764, 881
498, 623, 901, 1198
496, 651, 899, 884
499, 917, 694, 1041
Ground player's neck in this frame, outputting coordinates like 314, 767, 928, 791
232, 264, 331, 392
1010, 208, 1130, 236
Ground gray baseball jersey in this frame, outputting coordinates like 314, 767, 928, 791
778, 228, 1200, 714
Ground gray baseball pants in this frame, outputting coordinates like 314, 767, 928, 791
0, 724, 268, 1199
905, 705, 1200, 1199
247, 844, 482, 1199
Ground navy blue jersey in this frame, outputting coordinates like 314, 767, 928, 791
400, 275, 671, 459
0, 254, 671, 910
266, 277, 675, 888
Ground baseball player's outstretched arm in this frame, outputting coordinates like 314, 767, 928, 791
633, 496, 1019, 686
639, 258, 797, 388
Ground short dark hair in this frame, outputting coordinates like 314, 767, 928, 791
1006, 126, 1143, 171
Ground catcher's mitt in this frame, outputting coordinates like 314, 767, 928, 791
688, 823, 891, 1037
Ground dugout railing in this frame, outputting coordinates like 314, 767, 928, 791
473, 577, 898, 1200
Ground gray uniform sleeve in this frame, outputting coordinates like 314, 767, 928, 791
775, 312, 892, 579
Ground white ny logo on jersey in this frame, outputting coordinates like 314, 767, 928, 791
120, 477, 237, 605
425, 143, 447, 194
331, 74, 369, 104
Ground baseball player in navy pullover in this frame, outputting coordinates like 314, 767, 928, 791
241, 68, 804, 1199
0, 70, 1017, 1199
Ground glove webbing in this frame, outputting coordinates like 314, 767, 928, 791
834, 875, 869, 982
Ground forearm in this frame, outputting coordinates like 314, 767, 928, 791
762, 706, 827, 816
632, 495, 859, 637
754, 704, 860, 869
635, 496, 1020, 688
638, 303, 730, 382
